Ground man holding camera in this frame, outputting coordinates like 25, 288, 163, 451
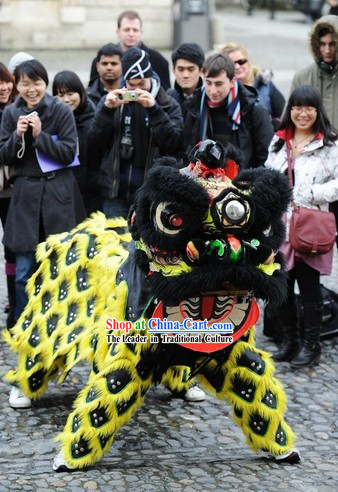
89, 48, 183, 218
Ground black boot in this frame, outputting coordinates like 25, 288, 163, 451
273, 303, 300, 362
290, 302, 322, 369
6, 274, 16, 329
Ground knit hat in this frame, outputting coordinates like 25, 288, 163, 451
122, 48, 152, 80
8, 52, 34, 73
172, 43, 205, 68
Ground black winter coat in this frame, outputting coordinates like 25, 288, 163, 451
74, 98, 102, 214
167, 78, 203, 120
0, 93, 86, 252
183, 84, 274, 169
89, 86, 183, 199
0, 104, 13, 199
140, 43, 171, 91
87, 77, 109, 107
73, 98, 96, 193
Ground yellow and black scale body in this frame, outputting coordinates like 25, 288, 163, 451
4, 145, 296, 468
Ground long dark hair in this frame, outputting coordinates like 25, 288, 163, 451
273, 85, 337, 152
52, 70, 88, 114
0, 62, 17, 104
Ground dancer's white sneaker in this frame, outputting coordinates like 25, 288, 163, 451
52, 450, 75, 472
184, 385, 206, 402
9, 386, 31, 409
266, 448, 301, 464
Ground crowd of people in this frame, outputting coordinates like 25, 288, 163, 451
0, 9, 337, 377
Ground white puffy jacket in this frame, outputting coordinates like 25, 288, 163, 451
265, 135, 338, 212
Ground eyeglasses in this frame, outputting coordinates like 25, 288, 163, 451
291, 106, 317, 115
233, 59, 248, 66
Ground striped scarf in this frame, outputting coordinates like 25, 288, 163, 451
199, 80, 241, 141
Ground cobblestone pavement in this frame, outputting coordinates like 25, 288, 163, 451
0, 7, 338, 491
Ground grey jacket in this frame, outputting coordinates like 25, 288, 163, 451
290, 15, 338, 129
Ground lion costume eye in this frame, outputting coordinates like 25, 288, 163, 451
154, 202, 184, 235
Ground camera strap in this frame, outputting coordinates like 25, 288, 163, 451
17, 111, 39, 159
17, 134, 25, 159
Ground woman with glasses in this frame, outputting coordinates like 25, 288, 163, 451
220, 43, 285, 131
264, 85, 338, 369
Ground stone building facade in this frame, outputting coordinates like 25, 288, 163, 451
0, 0, 173, 49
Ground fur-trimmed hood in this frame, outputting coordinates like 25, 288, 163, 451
309, 15, 338, 63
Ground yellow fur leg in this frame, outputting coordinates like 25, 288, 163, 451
3, 213, 131, 399
56, 344, 154, 469
161, 367, 195, 394
198, 329, 296, 456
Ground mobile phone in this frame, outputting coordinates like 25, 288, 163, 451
122, 91, 138, 102
28, 111, 39, 118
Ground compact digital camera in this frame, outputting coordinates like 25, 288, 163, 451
27, 111, 39, 119
122, 91, 138, 102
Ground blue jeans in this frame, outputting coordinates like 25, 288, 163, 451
15, 252, 37, 322
102, 197, 131, 219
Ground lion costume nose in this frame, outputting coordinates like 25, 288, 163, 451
212, 189, 251, 231
223, 199, 246, 223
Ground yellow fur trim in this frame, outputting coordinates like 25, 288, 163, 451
149, 261, 192, 276
135, 238, 192, 276
257, 262, 281, 275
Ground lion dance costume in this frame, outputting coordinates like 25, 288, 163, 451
4, 140, 300, 470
